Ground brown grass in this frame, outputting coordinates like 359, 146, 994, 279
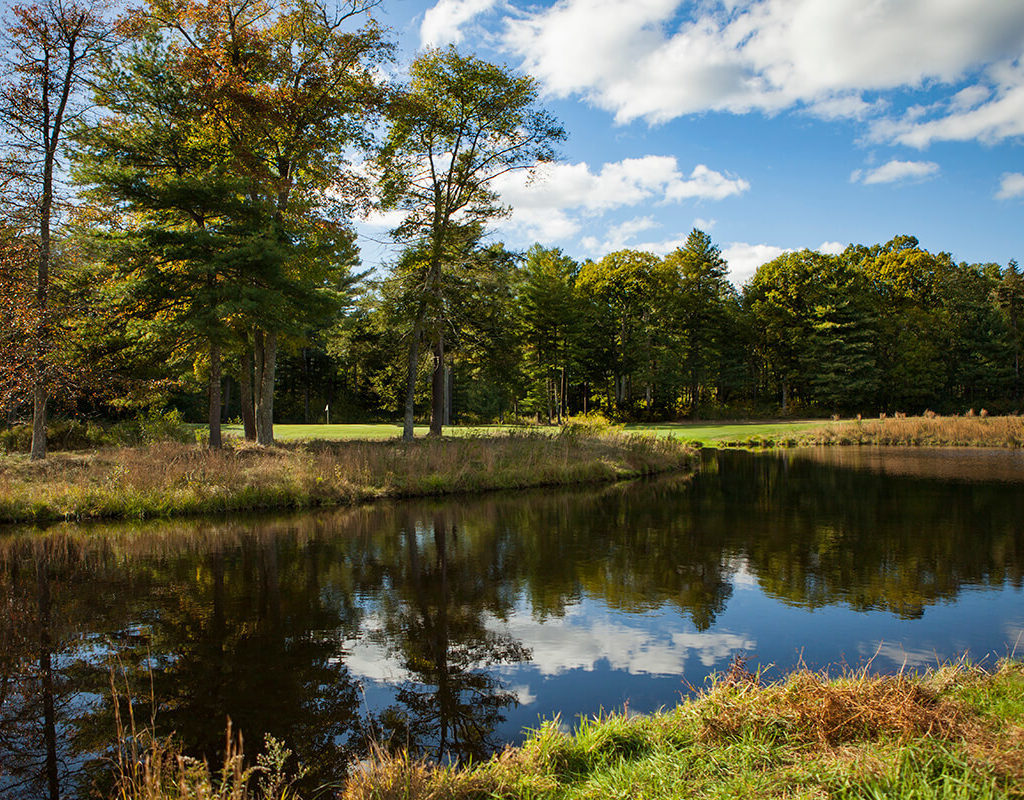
693, 667, 973, 747
800, 415, 1024, 448
0, 432, 693, 524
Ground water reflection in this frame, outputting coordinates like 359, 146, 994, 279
0, 449, 1022, 797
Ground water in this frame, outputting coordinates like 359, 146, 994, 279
1, 447, 1022, 798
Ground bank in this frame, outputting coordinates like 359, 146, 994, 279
0, 430, 694, 525
117, 659, 1024, 799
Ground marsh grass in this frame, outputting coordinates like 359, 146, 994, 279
0, 431, 692, 524
718, 415, 1024, 449
339, 659, 1024, 800
107, 660, 1024, 800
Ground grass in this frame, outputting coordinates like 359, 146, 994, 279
0, 430, 693, 525
113, 659, 1024, 800
629, 415, 1024, 449
793, 415, 1024, 449
220, 423, 521, 441
625, 420, 831, 445
340, 659, 1024, 800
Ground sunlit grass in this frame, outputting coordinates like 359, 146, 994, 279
339, 659, 1024, 800
221, 423, 522, 440
0, 431, 693, 524
625, 420, 830, 444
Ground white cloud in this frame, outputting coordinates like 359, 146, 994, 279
492, 157, 749, 242
421, 0, 499, 48
665, 164, 750, 201
852, 159, 940, 185
869, 60, 1024, 147
489, 605, 755, 676
581, 216, 659, 253
633, 233, 692, 256
693, 217, 717, 231
359, 208, 408, 229
722, 242, 789, 286
996, 172, 1024, 199
818, 241, 845, 255
503, 0, 1024, 135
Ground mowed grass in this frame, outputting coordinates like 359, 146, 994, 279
221, 421, 831, 445
221, 423, 519, 440
625, 419, 831, 444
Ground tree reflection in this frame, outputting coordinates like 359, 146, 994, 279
0, 451, 1022, 797
366, 513, 530, 761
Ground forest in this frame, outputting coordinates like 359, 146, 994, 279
2, 0, 1022, 460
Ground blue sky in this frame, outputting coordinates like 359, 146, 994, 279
358, 0, 1024, 286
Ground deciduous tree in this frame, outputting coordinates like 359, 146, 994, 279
0, 0, 114, 458
377, 46, 563, 439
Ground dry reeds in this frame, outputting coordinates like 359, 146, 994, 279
694, 667, 972, 747
0, 432, 693, 524
801, 414, 1024, 448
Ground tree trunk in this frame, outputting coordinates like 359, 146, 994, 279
255, 330, 277, 446
30, 385, 47, 461
208, 341, 222, 449
302, 347, 310, 424
429, 333, 444, 436
222, 376, 232, 423
240, 347, 256, 441
30, 176, 51, 462
403, 315, 424, 442
37, 557, 59, 800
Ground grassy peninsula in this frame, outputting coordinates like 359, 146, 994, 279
116, 659, 1024, 800
0, 430, 693, 525
632, 415, 1024, 449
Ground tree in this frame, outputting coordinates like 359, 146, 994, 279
0, 0, 114, 459
576, 249, 673, 415
377, 46, 564, 440
994, 259, 1024, 406
664, 229, 733, 415
519, 246, 578, 422
128, 0, 388, 445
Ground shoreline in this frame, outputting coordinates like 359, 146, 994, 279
0, 431, 694, 526
343, 659, 1024, 800
114, 658, 1024, 800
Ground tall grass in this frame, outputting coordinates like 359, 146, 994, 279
717, 414, 1024, 449
106, 659, 1024, 800
340, 659, 1024, 800
0, 431, 693, 524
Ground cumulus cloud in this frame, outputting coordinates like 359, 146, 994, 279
502, 0, 1024, 138
851, 159, 940, 185
818, 241, 846, 255
491, 156, 749, 242
488, 606, 755, 676
869, 60, 1024, 147
421, 0, 499, 48
722, 242, 789, 286
996, 172, 1024, 199
581, 216, 659, 254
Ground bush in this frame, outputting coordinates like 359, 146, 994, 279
560, 412, 620, 436
0, 409, 193, 453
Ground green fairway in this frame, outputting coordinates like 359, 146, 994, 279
220, 423, 521, 441
625, 420, 832, 443
219, 420, 832, 445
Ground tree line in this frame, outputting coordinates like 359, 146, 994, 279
2, 1, 1021, 457
325, 231, 1023, 424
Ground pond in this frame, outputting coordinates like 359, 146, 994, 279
1, 447, 1022, 798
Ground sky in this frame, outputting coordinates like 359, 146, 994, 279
357, 0, 1024, 287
